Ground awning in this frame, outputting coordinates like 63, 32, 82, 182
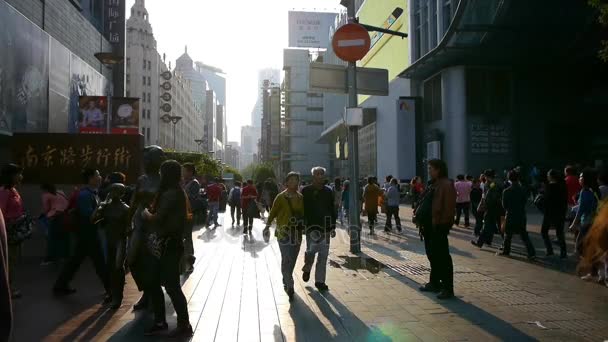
399, 0, 594, 80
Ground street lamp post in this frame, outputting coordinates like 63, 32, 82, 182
161, 114, 182, 150
195, 139, 204, 153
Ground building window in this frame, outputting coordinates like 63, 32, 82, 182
148, 93, 151, 103
143, 76, 146, 86
143, 59, 147, 70
443, 0, 453, 34
147, 127, 151, 140
423, 74, 442, 122
142, 92, 146, 102
148, 61, 151, 70
147, 76, 151, 86
126, 58, 130, 68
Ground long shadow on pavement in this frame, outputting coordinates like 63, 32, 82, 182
387, 269, 537, 341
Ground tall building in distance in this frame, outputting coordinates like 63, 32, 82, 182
259, 80, 282, 176
251, 68, 280, 128
282, 48, 329, 177
240, 125, 261, 168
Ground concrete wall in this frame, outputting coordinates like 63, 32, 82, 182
360, 77, 414, 180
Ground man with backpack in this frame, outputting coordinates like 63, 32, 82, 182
54, 168, 110, 299
228, 182, 242, 227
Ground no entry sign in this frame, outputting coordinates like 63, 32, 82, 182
332, 23, 371, 62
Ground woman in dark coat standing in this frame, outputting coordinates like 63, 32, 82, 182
499, 170, 536, 259
142, 160, 192, 338
541, 169, 568, 258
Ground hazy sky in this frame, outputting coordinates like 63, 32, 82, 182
126, 0, 342, 143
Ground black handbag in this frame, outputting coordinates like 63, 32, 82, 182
246, 200, 260, 218
413, 188, 434, 227
7, 214, 33, 245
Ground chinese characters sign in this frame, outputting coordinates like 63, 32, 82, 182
105, 0, 126, 56
288, 11, 337, 48
12, 133, 142, 184
470, 123, 511, 154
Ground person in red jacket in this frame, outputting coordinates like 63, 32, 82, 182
206, 179, 222, 229
241, 180, 259, 234
565, 165, 582, 207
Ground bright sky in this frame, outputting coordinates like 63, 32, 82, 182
126, 0, 342, 143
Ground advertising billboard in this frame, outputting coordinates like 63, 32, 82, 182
288, 11, 338, 48
79, 96, 108, 134
111, 97, 140, 134
0, 1, 50, 134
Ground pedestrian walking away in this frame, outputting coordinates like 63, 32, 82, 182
416, 159, 456, 299
541, 169, 568, 258
454, 174, 472, 227
301, 167, 336, 292
472, 169, 504, 249
241, 180, 259, 234
206, 178, 222, 229
363, 177, 382, 235
228, 181, 242, 227
264, 172, 304, 301
498, 170, 536, 260
385, 178, 402, 232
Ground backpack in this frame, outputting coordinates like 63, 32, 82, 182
229, 188, 241, 206
63, 188, 80, 232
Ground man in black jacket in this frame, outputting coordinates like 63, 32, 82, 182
301, 166, 336, 292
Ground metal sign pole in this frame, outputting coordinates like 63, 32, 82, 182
346, 2, 361, 254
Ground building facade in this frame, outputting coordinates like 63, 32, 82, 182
0, 0, 125, 135
282, 48, 329, 177
401, 0, 608, 177
240, 125, 260, 169
251, 68, 281, 128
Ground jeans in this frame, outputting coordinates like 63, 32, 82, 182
207, 202, 219, 226
541, 215, 566, 255
385, 206, 401, 229
278, 234, 302, 289
423, 225, 454, 292
230, 205, 241, 225
302, 231, 330, 283
107, 238, 126, 304
455, 202, 470, 226
55, 231, 109, 292
149, 241, 189, 325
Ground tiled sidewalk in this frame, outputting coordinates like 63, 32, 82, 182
11, 207, 608, 341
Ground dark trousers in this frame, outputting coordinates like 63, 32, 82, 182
385, 206, 401, 229
476, 216, 499, 247
47, 215, 69, 260
107, 238, 126, 304
423, 225, 454, 292
455, 202, 470, 226
183, 221, 195, 268
502, 228, 536, 257
230, 205, 241, 225
541, 215, 566, 255
242, 213, 254, 231
149, 243, 189, 325
278, 234, 302, 289
55, 231, 109, 292
368, 211, 378, 230
472, 203, 483, 235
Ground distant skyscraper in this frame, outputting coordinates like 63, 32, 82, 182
251, 68, 280, 128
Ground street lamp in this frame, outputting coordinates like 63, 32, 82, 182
195, 139, 204, 153
161, 114, 182, 150
94, 52, 124, 133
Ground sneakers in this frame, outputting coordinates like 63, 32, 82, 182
437, 290, 455, 300
315, 282, 329, 292
419, 283, 441, 293
168, 323, 193, 338
581, 273, 596, 281
302, 271, 310, 282
144, 321, 169, 336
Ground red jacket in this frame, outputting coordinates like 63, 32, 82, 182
206, 183, 222, 202
241, 185, 258, 210
565, 175, 581, 206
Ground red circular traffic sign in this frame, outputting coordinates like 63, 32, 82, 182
332, 23, 371, 62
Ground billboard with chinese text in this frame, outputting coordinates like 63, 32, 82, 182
11, 133, 143, 184
111, 97, 140, 134
288, 11, 338, 48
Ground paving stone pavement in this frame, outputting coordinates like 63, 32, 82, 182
10, 207, 608, 341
